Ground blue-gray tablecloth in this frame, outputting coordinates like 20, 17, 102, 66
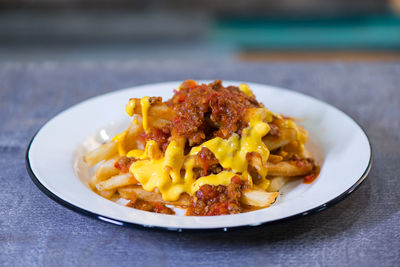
1, 61, 399, 266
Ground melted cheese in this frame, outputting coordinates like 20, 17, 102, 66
191, 171, 239, 193
125, 99, 136, 117
130, 140, 188, 200
188, 114, 270, 185
140, 96, 151, 133
278, 118, 307, 151
126, 140, 161, 160
112, 130, 128, 156
112, 94, 305, 202
126, 107, 272, 201
239, 83, 254, 97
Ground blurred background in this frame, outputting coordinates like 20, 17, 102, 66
1, 0, 400, 62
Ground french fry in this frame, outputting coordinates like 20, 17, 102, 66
96, 173, 138, 191
243, 108, 271, 123
266, 161, 313, 176
126, 114, 143, 139
241, 189, 278, 207
83, 80, 320, 215
88, 159, 120, 189
118, 186, 191, 206
300, 146, 313, 158
148, 116, 172, 129
170, 193, 191, 206
96, 188, 116, 199
268, 154, 283, 163
118, 185, 163, 202
117, 186, 138, 202
95, 159, 119, 180
88, 175, 98, 190
119, 115, 144, 152
263, 127, 297, 151
298, 126, 309, 142
84, 141, 118, 167
247, 152, 263, 173
267, 176, 290, 192
130, 99, 176, 121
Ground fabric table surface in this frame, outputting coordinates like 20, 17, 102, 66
0, 61, 399, 266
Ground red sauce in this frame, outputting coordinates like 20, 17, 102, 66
303, 165, 321, 184
114, 156, 136, 173
123, 80, 321, 216
126, 200, 175, 215
268, 123, 281, 137
168, 80, 260, 145
196, 147, 219, 176
288, 157, 314, 168
287, 155, 320, 184
141, 127, 171, 152
186, 176, 249, 216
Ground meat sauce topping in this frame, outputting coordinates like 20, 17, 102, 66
186, 176, 250, 216
141, 126, 171, 152
196, 147, 219, 176
288, 155, 314, 168
127, 200, 175, 215
114, 156, 136, 173
303, 165, 321, 184
168, 80, 261, 145
268, 123, 281, 137
116, 80, 319, 215
287, 155, 320, 184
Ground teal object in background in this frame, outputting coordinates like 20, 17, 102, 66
211, 14, 400, 50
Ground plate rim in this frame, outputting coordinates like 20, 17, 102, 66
25, 81, 373, 232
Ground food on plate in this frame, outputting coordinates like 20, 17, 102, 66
84, 80, 319, 216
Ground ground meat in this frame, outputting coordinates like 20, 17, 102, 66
168, 80, 261, 145
141, 126, 171, 152
268, 123, 281, 137
114, 156, 136, 173
288, 154, 314, 168
303, 165, 321, 184
126, 199, 175, 215
148, 96, 163, 105
186, 176, 248, 216
196, 147, 219, 176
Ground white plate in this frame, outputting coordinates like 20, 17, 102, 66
26, 81, 372, 231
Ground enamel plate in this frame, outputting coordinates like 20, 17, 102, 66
26, 81, 372, 231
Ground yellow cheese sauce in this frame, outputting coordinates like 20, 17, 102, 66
278, 117, 308, 152
238, 83, 254, 97
125, 99, 136, 117
111, 86, 304, 202
126, 140, 162, 160
123, 99, 273, 201
140, 96, 151, 133
112, 130, 128, 156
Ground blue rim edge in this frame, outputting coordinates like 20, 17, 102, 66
24, 88, 373, 233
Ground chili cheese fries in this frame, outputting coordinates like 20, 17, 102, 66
84, 80, 319, 216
